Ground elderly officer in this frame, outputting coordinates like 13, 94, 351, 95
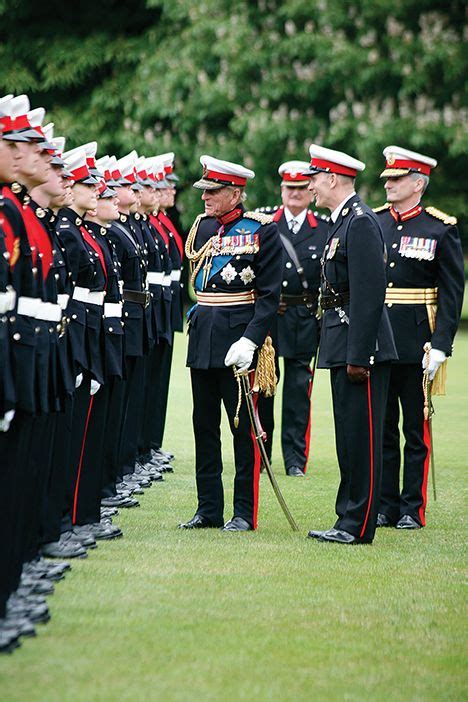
180, 155, 282, 531
374, 146, 464, 529
258, 160, 329, 476
305, 145, 397, 545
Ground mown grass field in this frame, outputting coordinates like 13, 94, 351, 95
1, 330, 467, 702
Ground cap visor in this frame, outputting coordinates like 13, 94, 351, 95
380, 168, 412, 178
2, 131, 30, 142
99, 187, 116, 199
167, 173, 179, 183
193, 178, 225, 190
281, 179, 310, 188
131, 183, 143, 191
75, 175, 99, 185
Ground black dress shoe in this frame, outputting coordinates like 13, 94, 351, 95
178, 514, 220, 529
376, 513, 395, 528
396, 514, 421, 530
286, 466, 304, 477
307, 529, 326, 539
221, 517, 253, 532
318, 528, 360, 544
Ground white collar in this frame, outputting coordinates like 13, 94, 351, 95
330, 192, 356, 223
284, 207, 307, 228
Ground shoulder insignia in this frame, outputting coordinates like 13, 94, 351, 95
373, 202, 391, 213
425, 206, 457, 226
255, 205, 276, 214
244, 211, 273, 225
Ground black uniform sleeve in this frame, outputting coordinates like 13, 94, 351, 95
347, 215, 387, 366
243, 222, 283, 347
432, 224, 465, 355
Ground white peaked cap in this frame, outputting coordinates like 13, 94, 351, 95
64, 149, 98, 184
63, 141, 98, 161
193, 154, 255, 190
305, 144, 365, 177
278, 160, 311, 186
115, 150, 138, 178
10, 94, 30, 119
27, 108, 45, 128
0, 95, 14, 116
380, 145, 437, 178
51, 136, 66, 155
43, 122, 54, 141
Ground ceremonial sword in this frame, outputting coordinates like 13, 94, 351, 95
234, 369, 299, 531
423, 344, 437, 501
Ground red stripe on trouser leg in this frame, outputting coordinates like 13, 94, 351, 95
419, 420, 431, 526
72, 395, 94, 524
360, 375, 374, 539
302, 364, 314, 473
250, 375, 261, 529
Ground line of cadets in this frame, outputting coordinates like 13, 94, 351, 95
0, 93, 184, 652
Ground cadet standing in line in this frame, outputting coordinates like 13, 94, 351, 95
180, 156, 282, 532
258, 160, 329, 476
374, 146, 464, 530
305, 145, 397, 545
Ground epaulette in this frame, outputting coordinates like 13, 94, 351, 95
244, 211, 273, 225
425, 206, 457, 226
373, 203, 391, 213
255, 205, 279, 214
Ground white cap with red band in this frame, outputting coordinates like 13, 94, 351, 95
278, 160, 311, 186
193, 154, 255, 190
305, 144, 365, 178
380, 145, 437, 178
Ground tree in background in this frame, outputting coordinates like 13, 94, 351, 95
1, 0, 466, 242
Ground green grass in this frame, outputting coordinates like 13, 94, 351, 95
1, 331, 467, 702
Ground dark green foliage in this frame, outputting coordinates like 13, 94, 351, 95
0, 0, 466, 243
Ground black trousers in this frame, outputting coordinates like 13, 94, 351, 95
0, 412, 34, 616
101, 377, 126, 498
151, 338, 173, 450
190, 368, 261, 528
72, 381, 111, 525
330, 363, 391, 543
380, 363, 430, 526
281, 357, 315, 472
118, 355, 146, 479
138, 341, 162, 459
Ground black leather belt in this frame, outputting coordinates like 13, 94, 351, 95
281, 293, 318, 307
320, 291, 350, 310
123, 289, 151, 308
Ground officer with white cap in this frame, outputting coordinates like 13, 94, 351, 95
180, 155, 282, 531
305, 144, 397, 545
257, 159, 329, 476
374, 146, 464, 529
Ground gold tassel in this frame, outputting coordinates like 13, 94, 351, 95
253, 335, 277, 397
425, 303, 447, 396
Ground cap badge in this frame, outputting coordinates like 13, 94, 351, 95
387, 154, 396, 165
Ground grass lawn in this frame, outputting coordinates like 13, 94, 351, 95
1, 330, 467, 702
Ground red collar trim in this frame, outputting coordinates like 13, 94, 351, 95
217, 207, 243, 226
390, 204, 422, 222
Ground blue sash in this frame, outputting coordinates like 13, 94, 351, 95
194, 217, 262, 292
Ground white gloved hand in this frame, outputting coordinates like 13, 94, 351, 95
422, 348, 446, 381
90, 380, 101, 396
75, 373, 83, 389
0, 409, 15, 432
224, 336, 257, 372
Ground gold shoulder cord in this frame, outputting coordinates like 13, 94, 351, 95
185, 214, 218, 288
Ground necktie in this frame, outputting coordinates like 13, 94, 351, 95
289, 218, 299, 234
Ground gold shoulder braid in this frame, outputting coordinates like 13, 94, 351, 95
425, 206, 457, 226
185, 214, 218, 289
373, 203, 391, 213
244, 211, 274, 225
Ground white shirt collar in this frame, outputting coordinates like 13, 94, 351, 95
330, 192, 356, 223
284, 206, 307, 228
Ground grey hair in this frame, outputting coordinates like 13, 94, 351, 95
410, 171, 429, 194
226, 185, 247, 202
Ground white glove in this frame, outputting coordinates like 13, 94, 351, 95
0, 410, 15, 432
75, 373, 83, 389
224, 336, 257, 372
90, 380, 101, 396
422, 348, 446, 381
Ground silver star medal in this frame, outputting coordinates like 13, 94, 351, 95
239, 266, 255, 284
220, 262, 238, 284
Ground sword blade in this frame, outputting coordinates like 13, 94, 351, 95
239, 373, 299, 531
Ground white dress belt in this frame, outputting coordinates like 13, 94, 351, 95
171, 270, 181, 282
0, 288, 16, 314
57, 293, 70, 310
162, 275, 172, 287
17, 296, 42, 317
72, 286, 90, 303
104, 302, 122, 318
35, 302, 62, 322
147, 272, 164, 285
87, 291, 105, 306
